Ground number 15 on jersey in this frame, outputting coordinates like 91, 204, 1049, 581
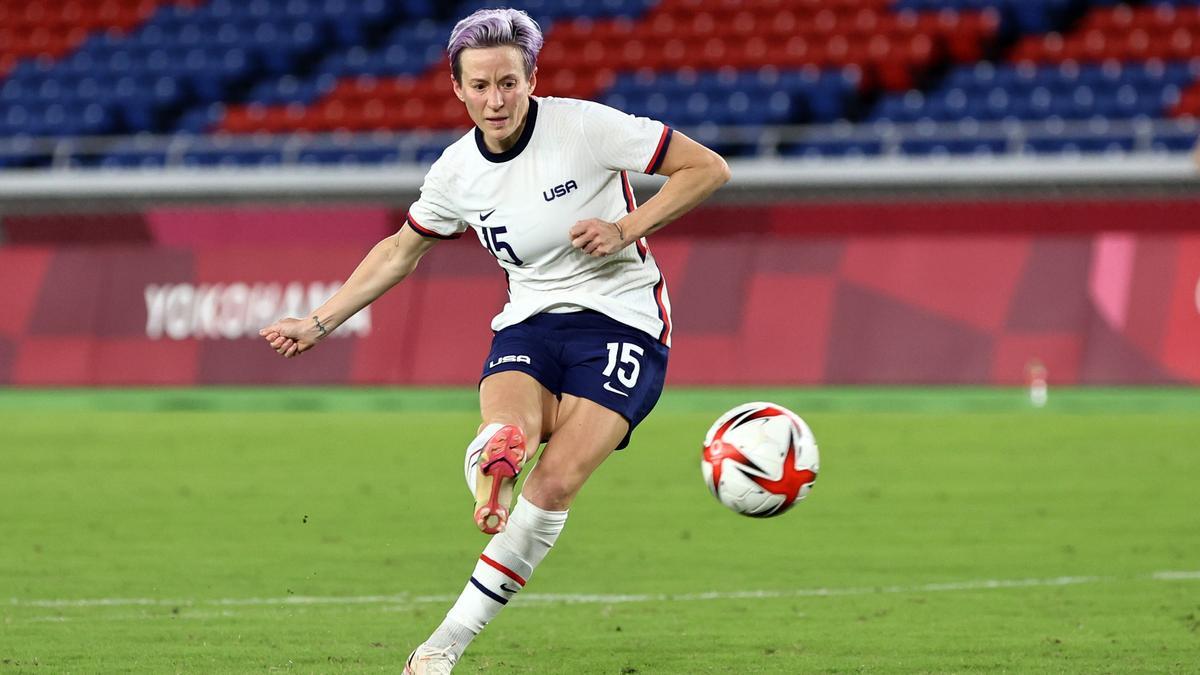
481, 226, 524, 266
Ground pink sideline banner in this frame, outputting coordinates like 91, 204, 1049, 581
1, 200, 1198, 386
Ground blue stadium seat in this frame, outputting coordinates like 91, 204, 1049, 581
781, 139, 884, 158
1152, 126, 1200, 151
1025, 134, 1136, 153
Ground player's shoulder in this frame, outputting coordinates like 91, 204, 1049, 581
537, 96, 623, 120
536, 97, 644, 143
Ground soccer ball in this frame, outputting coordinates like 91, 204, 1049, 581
701, 402, 820, 517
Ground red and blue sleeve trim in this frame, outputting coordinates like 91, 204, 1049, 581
405, 213, 462, 240
621, 171, 648, 261
620, 170, 636, 214
653, 274, 671, 346
643, 126, 673, 175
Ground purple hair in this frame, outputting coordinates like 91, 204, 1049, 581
447, 8, 544, 82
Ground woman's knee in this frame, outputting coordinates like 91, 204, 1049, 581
522, 464, 584, 511
477, 412, 541, 444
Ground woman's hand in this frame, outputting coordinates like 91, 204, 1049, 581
259, 316, 326, 358
569, 218, 628, 257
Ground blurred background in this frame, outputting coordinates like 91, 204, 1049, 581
1, 0, 1198, 388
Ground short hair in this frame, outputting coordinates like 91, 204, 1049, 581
447, 8, 543, 82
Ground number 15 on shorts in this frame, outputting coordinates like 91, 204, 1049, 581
603, 342, 644, 394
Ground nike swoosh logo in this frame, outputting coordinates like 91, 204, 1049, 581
603, 382, 629, 397
480, 209, 496, 221
500, 582, 520, 594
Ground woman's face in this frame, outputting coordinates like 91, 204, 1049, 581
453, 45, 536, 153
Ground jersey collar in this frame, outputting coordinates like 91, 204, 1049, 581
475, 97, 538, 163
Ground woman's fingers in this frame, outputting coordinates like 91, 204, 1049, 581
260, 322, 305, 359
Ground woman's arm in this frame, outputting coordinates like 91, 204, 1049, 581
570, 131, 730, 256
260, 226, 439, 358
618, 130, 731, 239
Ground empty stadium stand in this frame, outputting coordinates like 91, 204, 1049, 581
0, 0, 1197, 169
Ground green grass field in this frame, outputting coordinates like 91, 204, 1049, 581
2, 387, 1198, 673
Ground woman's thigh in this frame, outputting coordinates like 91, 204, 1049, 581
479, 370, 559, 444
519, 393, 629, 510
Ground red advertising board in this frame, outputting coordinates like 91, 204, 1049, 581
1, 200, 1197, 385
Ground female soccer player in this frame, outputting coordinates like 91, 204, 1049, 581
260, 8, 729, 673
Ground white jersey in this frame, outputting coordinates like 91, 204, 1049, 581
405, 97, 674, 346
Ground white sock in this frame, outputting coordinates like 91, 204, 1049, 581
429, 495, 569, 658
463, 423, 505, 496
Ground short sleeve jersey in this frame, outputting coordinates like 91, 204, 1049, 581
405, 97, 675, 347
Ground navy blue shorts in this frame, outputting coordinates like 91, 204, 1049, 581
480, 311, 669, 450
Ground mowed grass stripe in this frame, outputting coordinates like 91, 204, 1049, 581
12, 569, 1200, 612
2, 386, 1199, 413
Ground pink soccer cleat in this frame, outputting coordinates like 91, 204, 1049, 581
472, 424, 527, 535
403, 643, 457, 674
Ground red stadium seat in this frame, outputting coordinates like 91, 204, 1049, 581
767, 10, 800, 36
383, 77, 420, 99
380, 107, 406, 131
545, 70, 578, 97
261, 108, 298, 134
394, 99, 426, 129
697, 37, 731, 70
847, 7, 882, 37
550, 17, 590, 42
1168, 28, 1200, 60
812, 8, 839, 34
591, 17, 637, 41
768, 34, 824, 69
1171, 84, 1200, 118
360, 99, 387, 131
315, 100, 346, 132
437, 99, 469, 129
581, 40, 614, 70
685, 11, 719, 37
725, 10, 760, 38
1077, 29, 1107, 62
537, 41, 570, 70
1125, 28, 1172, 61
220, 107, 255, 134
645, 12, 679, 38
725, 36, 770, 70
613, 38, 649, 71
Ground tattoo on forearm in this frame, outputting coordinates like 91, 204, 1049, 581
312, 315, 329, 338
